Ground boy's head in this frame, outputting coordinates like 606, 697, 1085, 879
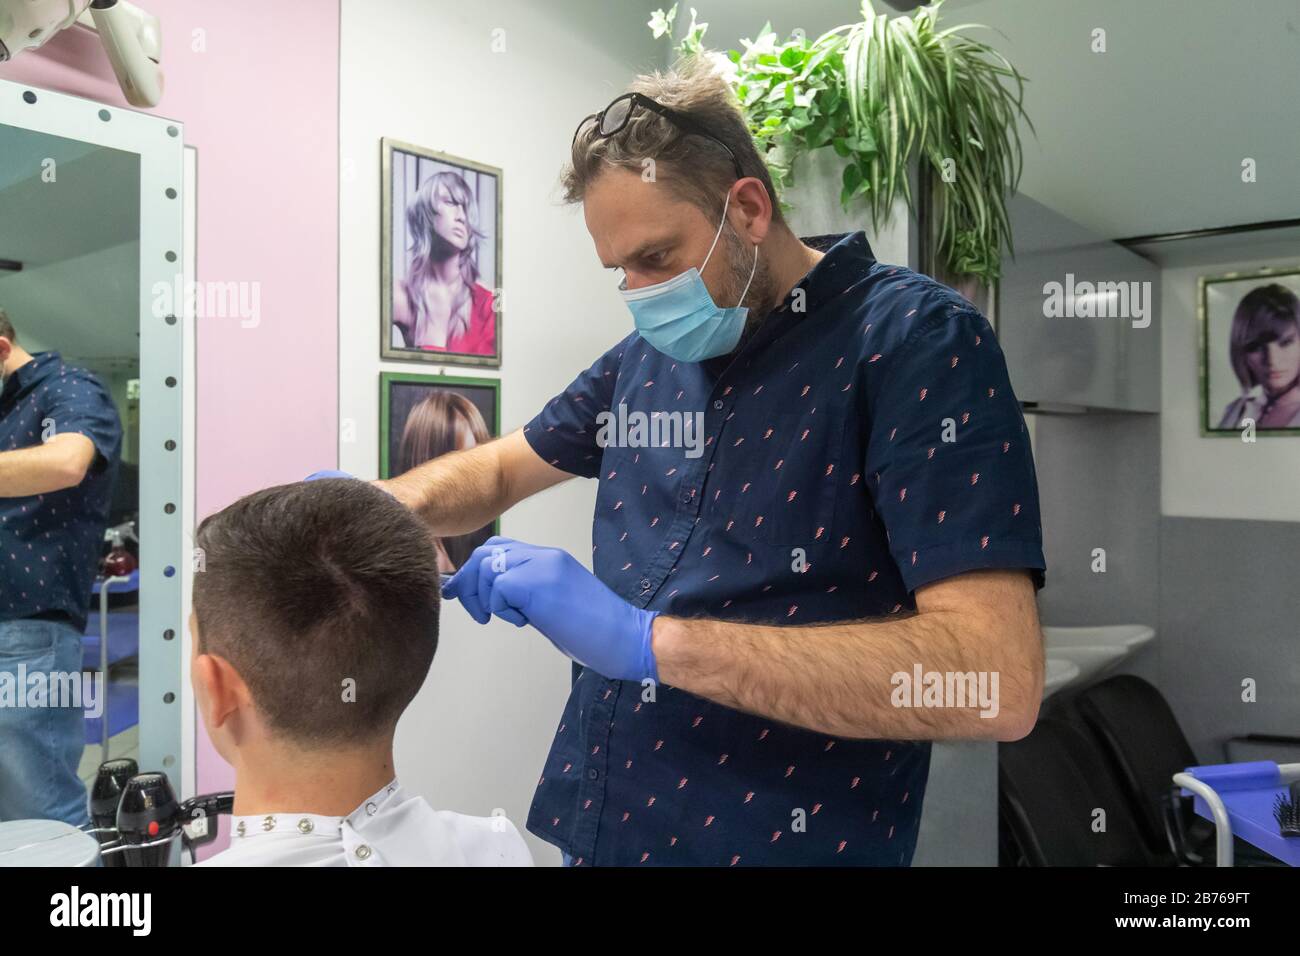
191, 478, 439, 762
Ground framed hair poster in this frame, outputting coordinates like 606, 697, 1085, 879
380, 372, 501, 572
382, 138, 502, 367
1199, 266, 1300, 436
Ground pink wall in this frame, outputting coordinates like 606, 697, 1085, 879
0, 1, 340, 850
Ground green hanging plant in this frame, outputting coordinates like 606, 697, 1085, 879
648, 1, 1033, 285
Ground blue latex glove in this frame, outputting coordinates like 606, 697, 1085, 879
305, 469, 356, 481
442, 536, 659, 683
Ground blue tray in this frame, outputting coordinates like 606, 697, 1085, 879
1182, 761, 1300, 867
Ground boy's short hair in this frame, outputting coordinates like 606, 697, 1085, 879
193, 478, 440, 746
0, 308, 15, 342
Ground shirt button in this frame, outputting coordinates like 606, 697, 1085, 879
639, 578, 651, 591
297, 818, 314, 834
713, 400, 724, 410
355, 845, 372, 861
587, 769, 599, 781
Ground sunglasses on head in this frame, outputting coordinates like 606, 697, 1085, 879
572, 92, 745, 182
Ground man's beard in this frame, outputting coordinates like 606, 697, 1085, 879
717, 225, 777, 342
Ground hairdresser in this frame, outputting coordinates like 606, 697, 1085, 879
0, 310, 122, 826
377, 59, 1047, 867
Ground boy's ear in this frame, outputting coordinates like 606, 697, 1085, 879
191, 651, 248, 732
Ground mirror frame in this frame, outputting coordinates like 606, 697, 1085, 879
0, 79, 186, 789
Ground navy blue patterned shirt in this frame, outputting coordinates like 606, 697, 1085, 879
522, 232, 1046, 866
1, 351, 122, 632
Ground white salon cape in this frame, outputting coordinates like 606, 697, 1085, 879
196, 780, 533, 867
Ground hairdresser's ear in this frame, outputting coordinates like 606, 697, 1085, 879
732, 177, 772, 244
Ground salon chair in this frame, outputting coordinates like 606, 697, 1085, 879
999, 717, 1167, 866
1075, 675, 1285, 867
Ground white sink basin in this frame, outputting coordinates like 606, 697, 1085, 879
1041, 624, 1155, 652
1043, 658, 1080, 698
1041, 624, 1155, 686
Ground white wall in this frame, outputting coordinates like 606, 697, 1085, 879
1161, 254, 1300, 522
338, 0, 659, 864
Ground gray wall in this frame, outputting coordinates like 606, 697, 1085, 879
1137, 517, 1300, 763
1031, 412, 1161, 630
912, 741, 998, 866
1029, 261, 1300, 770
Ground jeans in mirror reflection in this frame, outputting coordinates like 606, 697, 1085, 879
0, 618, 90, 826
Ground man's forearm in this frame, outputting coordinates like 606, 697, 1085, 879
0, 440, 86, 497
651, 610, 1040, 742
383, 441, 508, 535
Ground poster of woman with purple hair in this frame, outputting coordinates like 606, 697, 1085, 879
1201, 268, 1300, 435
382, 139, 502, 367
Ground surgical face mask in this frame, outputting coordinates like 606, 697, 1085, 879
619, 190, 758, 362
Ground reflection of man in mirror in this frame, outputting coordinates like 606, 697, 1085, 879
392, 171, 497, 356
0, 310, 123, 826
1218, 284, 1300, 429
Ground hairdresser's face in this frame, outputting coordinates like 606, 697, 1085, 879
1246, 323, 1300, 395
583, 167, 773, 316
432, 186, 469, 252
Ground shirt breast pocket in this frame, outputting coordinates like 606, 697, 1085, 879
739, 404, 847, 548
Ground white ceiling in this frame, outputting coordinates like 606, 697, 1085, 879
682, 0, 1300, 240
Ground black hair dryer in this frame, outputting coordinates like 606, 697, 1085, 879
89, 758, 139, 868
91, 760, 234, 867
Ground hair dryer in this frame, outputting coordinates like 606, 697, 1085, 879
91, 761, 234, 866
0, 0, 164, 107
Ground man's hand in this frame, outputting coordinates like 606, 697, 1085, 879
442, 536, 659, 683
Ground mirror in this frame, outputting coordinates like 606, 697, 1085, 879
0, 80, 184, 828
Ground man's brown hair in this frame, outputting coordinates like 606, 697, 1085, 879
0, 308, 15, 343
562, 55, 784, 226
192, 478, 440, 747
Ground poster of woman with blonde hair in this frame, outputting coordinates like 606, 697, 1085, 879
383, 140, 501, 367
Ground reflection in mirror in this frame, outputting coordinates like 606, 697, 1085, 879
0, 123, 140, 826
